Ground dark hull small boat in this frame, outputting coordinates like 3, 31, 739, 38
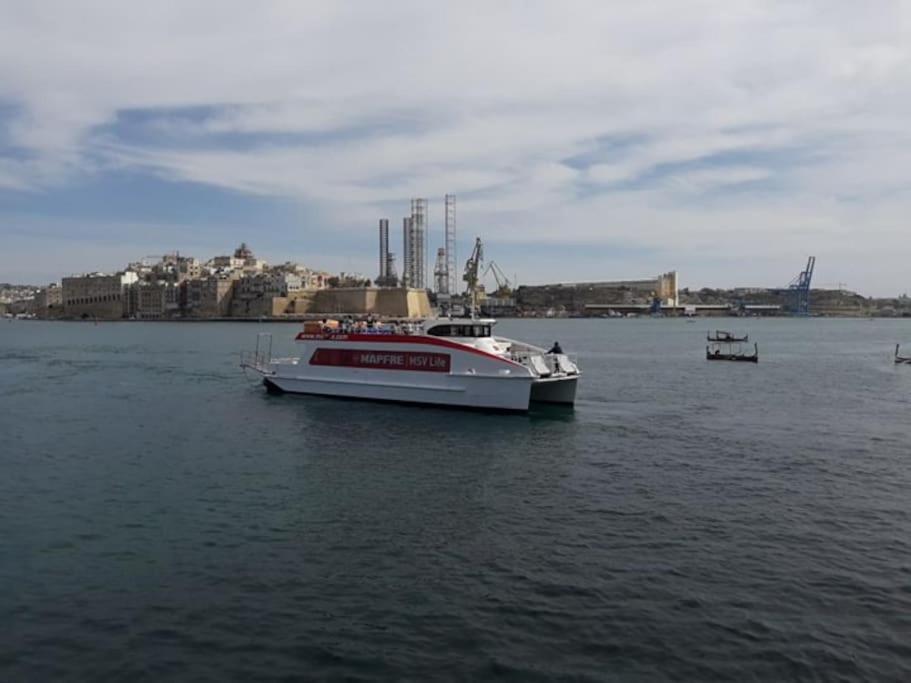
706, 342, 759, 363
896, 345, 911, 365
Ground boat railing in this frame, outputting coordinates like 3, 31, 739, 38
240, 349, 272, 373
508, 349, 580, 377
240, 332, 278, 374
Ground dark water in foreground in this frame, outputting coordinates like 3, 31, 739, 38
2, 318, 910, 681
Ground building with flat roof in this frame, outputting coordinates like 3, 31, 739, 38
33, 284, 63, 318
184, 275, 236, 318
63, 272, 139, 319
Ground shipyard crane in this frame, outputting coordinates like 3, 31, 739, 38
482, 260, 513, 297
463, 237, 484, 317
788, 256, 816, 316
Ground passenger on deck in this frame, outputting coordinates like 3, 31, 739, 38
548, 341, 563, 355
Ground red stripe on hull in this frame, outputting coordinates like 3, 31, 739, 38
310, 348, 451, 372
294, 333, 522, 367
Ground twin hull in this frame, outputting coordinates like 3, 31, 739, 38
260, 337, 577, 412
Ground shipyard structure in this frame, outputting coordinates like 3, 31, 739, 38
377, 194, 457, 295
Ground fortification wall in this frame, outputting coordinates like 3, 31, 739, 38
268, 288, 430, 318
516, 272, 678, 312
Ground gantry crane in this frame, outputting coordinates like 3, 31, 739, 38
788, 256, 816, 316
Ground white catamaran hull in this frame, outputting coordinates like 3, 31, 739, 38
263, 371, 535, 412
530, 375, 579, 405
242, 325, 580, 413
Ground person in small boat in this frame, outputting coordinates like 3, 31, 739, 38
548, 341, 563, 355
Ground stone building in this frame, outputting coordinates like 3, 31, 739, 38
33, 284, 64, 318
184, 276, 236, 317
177, 257, 203, 282
62, 272, 139, 319
231, 272, 304, 317
131, 281, 180, 319
209, 243, 266, 275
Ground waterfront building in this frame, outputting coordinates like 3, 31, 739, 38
33, 284, 63, 318
184, 275, 236, 318
131, 281, 180, 319
62, 272, 139, 319
231, 272, 304, 317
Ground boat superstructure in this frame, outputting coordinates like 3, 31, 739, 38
707, 330, 748, 343
241, 318, 580, 412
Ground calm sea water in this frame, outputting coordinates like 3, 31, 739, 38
2, 318, 910, 681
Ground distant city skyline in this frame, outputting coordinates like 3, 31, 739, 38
1, 2, 909, 296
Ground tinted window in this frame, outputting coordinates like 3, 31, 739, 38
427, 324, 491, 337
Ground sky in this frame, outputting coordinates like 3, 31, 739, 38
1, 1, 909, 295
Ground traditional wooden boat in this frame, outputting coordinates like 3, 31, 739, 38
707, 330, 748, 343
896, 345, 911, 365
706, 341, 759, 363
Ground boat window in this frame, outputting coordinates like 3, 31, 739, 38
427, 324, 490, 337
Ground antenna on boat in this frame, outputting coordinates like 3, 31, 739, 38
463, 236, 483, 320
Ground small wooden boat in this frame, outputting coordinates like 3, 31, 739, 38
896, 345, 911, 365
706, 341, 759, 363
707, 330, 748, 343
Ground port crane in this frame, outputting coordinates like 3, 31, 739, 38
482, 261, 513, 297
789, 256, 816, 316
463, 237, 484, 317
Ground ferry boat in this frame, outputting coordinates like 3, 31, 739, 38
241, 318, 581, 412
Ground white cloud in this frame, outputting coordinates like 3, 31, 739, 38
0, 0, 910, 292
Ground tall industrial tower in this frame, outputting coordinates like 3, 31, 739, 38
402, 217, 413, 287
433, 247, 447, 293
378, 219, 390, 285
402, 199, 427, 288
443, 194, 456, 295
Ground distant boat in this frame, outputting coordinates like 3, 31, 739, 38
896, 345, 911, 365
707, 330, 748, 343
706, 341, 759, 363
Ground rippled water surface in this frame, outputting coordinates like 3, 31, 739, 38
2, 318, 911, 681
